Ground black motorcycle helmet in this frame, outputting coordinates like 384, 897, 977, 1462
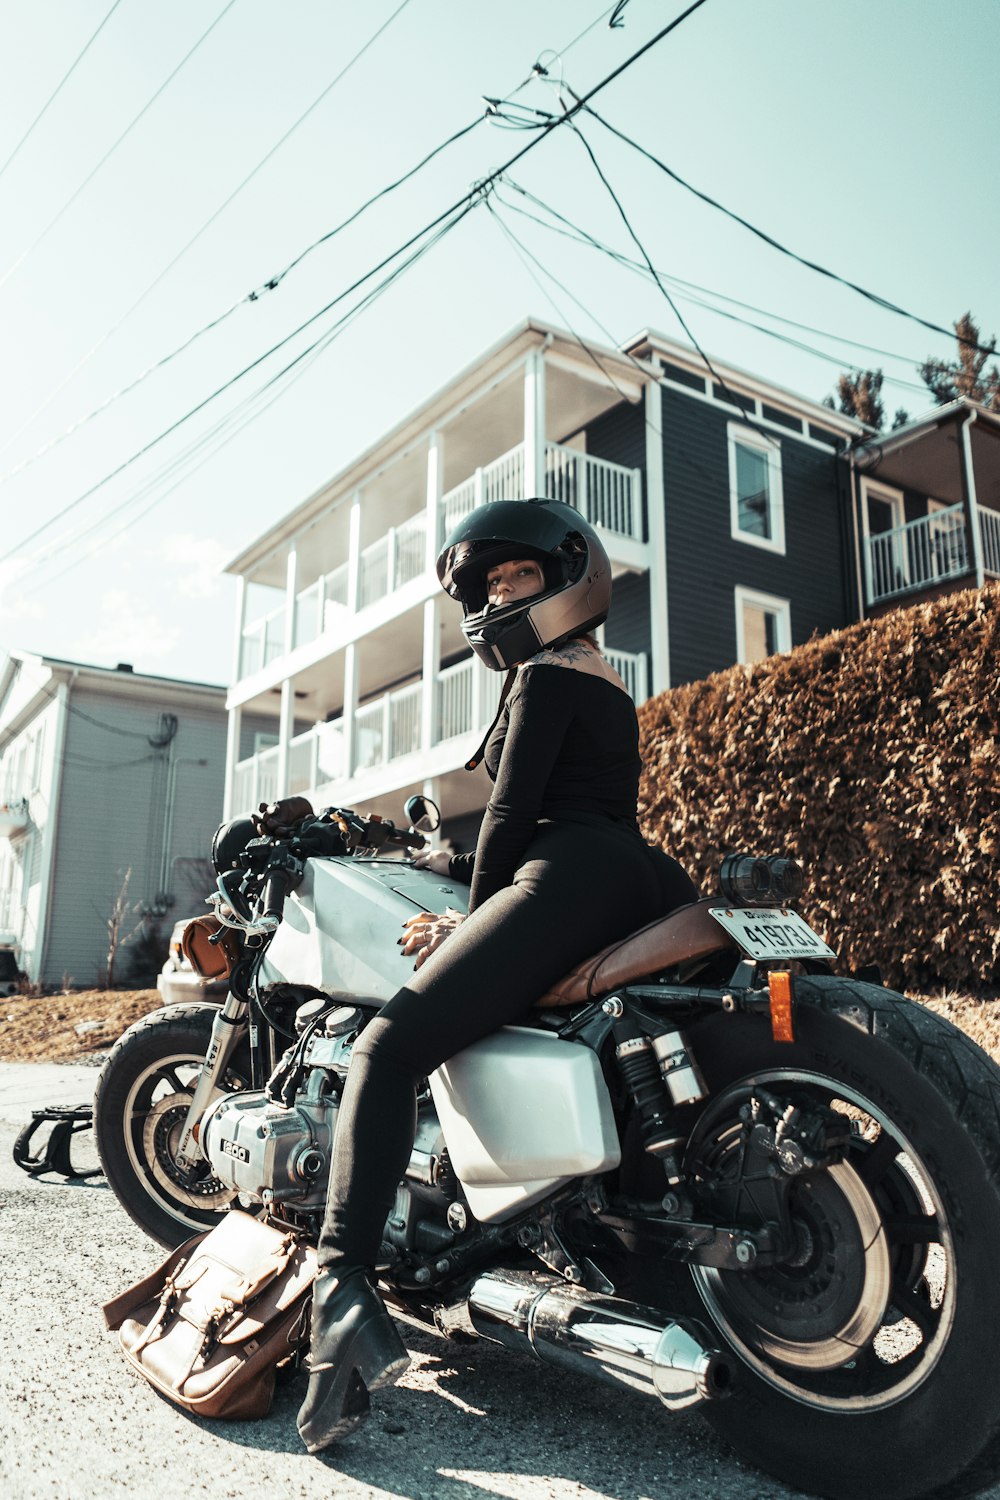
211, 817, 256, 874
436, 498, 612, 670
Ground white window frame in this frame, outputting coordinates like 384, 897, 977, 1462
728, 423, 785, 555
735, 585, 792, 664
860, 478, 907, 599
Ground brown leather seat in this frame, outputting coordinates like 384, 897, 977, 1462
535, 897, 735, 1009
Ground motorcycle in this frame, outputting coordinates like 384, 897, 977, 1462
94, 798, 1000, 1500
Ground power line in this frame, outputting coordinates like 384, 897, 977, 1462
567, 115, 777, 443
1, 0, 617, 472
496, 178, 930, 375
18, 197, 484, 587
0, 0, 239, 293
581, 101, 998, 359
0, 0, 715, 567
486, 198, 641, 404
0, 114, 484, 490
492, 182, 933, 395
0, 0, 125, 184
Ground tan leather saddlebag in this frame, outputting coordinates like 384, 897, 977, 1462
180, 914, 242, 981
102, 1211, 316, 1420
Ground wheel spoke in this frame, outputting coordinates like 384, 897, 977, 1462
888, 1277, 938, 1339
855, 1128, 901, 1188
882, 1212, 940, 1244
160, 1066, 191, 1095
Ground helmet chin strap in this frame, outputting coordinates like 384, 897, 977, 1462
464, 668, 516, 771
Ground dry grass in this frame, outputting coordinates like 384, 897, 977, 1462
0, 988, 164, 1063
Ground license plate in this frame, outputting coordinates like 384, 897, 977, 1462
708, 906, 837, 961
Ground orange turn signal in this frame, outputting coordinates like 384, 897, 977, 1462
768, 971, 795, 1043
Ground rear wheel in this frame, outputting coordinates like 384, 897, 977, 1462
94, 1003, 252, 1248
670, 979, 1000, 1500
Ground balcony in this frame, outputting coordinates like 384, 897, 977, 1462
866, 505, 969, 604
0, 798, 30, 838
237, 442, 643, 682
232, 649, 649, 810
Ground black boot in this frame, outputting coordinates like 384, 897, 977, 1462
297, 1269, 410, 1453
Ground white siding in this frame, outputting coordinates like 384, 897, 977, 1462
43, 683, 230, 988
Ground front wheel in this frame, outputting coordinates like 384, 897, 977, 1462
672, 979, 1000, 1500
94, 1003, 252, 1248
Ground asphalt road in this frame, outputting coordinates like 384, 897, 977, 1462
0, 1063, 995, 1500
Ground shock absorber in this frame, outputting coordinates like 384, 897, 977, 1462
606, 999, 707, 1187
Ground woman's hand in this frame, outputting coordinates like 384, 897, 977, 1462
411, 849, 452, 876
400, 907, 466, 969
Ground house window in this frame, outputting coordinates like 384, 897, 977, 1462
735, 586, 791, 664
728, 424, 784, 554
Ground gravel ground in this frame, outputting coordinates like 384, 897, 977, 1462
6, 1052, 1000, 1500
0, 1067, 804, 1500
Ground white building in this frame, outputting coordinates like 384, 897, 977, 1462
0, 653, 266, 987
222, 316, 911, 848
223, 319, 664, 847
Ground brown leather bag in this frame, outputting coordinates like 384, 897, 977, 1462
180, 914, 242, 981
102, 1211, 316, 1420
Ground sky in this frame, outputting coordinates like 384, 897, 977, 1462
0, 0, 997, 685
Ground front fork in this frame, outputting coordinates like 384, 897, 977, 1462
173, 992, 250, 1172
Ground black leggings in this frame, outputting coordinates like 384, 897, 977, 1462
317, 822, 696, 1272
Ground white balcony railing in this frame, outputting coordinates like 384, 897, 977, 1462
238, 444, 643, 680
545, 442, 641, 539
981, 506, 1000, 577
354, 681, 423, 775
233, 648, 650, 805
866, 505, 969, 604
239, 606, 285, 678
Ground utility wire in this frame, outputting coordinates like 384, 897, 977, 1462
497, 178, 929, 374
0, 114, 484, 488
1, 0, 615, 471
486, 198, 640, 404
0, 0, 417, 461
582, 101, 998, 359
0, 0, 125, 184
493, 183, 932, 395
0, 0, 714, 566
0, 0, 238, 292
18, 197, 483, 587
568, 115, 776, 440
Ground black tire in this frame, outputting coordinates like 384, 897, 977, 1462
94, 1003, 252, 1249
665, 977, 1000, 1500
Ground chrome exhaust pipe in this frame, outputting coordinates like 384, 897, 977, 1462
449, 1268, 732, 1411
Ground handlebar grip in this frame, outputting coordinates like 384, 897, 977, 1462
261, 869, 292, 922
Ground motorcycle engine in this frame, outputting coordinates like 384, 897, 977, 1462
200, 1005, 457, 1257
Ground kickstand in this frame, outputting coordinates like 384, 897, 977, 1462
12, 1105, 102, 1180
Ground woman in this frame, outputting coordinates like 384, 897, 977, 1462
284, 498, 697, 1452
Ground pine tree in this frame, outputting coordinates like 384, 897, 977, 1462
824, 369, 886, 430
919, 313, 1000, 411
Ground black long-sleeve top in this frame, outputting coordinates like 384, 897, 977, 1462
449, 647, 642, 913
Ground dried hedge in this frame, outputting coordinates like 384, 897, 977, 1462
637, 584, 1000, 994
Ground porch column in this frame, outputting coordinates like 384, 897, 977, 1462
231, 575, 247, 682
223, 706, 243, 819
426, 430, 443, 563
347, 491, 363, 612
645, 378, 671, 695
284, 539, 299, 654
523, 347, 546, 496
277, 679, 294, 798
960, 414, 985, 587
421, 595, 441, 752
343, 644, 358, 777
